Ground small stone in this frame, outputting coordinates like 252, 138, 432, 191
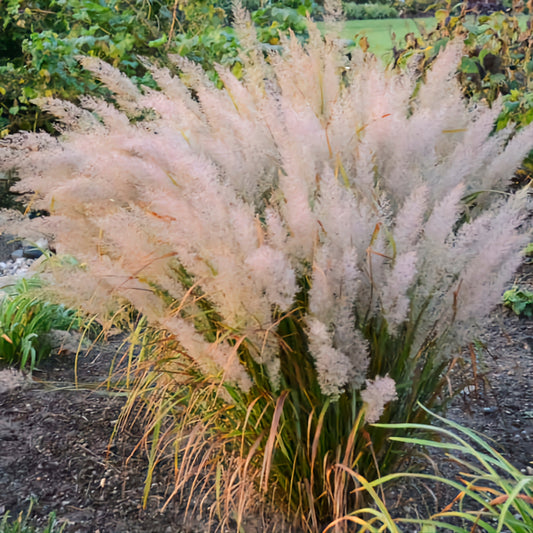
0, 369, 31, 394
23, 246, 44, 259
522, 337, 533, 351
10, 249, 23, 260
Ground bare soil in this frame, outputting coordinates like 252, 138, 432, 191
0, 338, 205, 533
0, 218, 531, 533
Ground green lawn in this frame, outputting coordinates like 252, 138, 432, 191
326, 14, 529, 59
338, 18, 437, 58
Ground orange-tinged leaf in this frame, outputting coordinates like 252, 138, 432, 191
370, 222, 382, 246
2, 334, 13, 344
440, 491, 465, 512
260, 390, 289, 493
490, 494, 533, 505
458, 477, 502, 496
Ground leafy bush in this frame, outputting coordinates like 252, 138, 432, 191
0, 0, 320, 138
0, 278, 80, 371
393, 0, 441, 16
240, 0, 263, 9
173, 27, 241, 78
343, 2, 399, 19
0, 0, 233, 137
1, 22, 532, 530
252, 1, 316, 44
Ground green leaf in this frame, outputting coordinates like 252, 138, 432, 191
148, 33, 167, 48
435, 9, 448, 23
460, 56, 480, 74
463, 22, 483, 35
231, 61, 243, 79
479, 48, 490, 63
490, 73, 506, 85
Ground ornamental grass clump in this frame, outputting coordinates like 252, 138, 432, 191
1, 7, 532, 529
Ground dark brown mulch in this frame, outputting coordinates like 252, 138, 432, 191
446, 264, 533, 476
0, 340, 205, 533
0, 219, 531, 532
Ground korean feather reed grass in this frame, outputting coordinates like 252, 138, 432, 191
329, 405, 533, 533
1, 5, 532, 529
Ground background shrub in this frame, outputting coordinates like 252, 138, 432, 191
252, 1, 316, 43
394, 8, 533, 186
343, 2, 399, 19
0, 0, 185, 136
393, 0, 441, 16
0, 0, 319, 138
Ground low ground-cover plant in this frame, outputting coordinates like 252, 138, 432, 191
0, 278, 80, 371
503, 286, 533, 317
0, 502, 64, 533
1, 8, 532, 529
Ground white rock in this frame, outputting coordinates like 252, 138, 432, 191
0, 369, 31, 394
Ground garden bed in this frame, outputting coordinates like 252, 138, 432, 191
0, 215, 531, 532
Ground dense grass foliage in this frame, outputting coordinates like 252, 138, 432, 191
0, 278, 80, 371
0, 501, 63, 533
